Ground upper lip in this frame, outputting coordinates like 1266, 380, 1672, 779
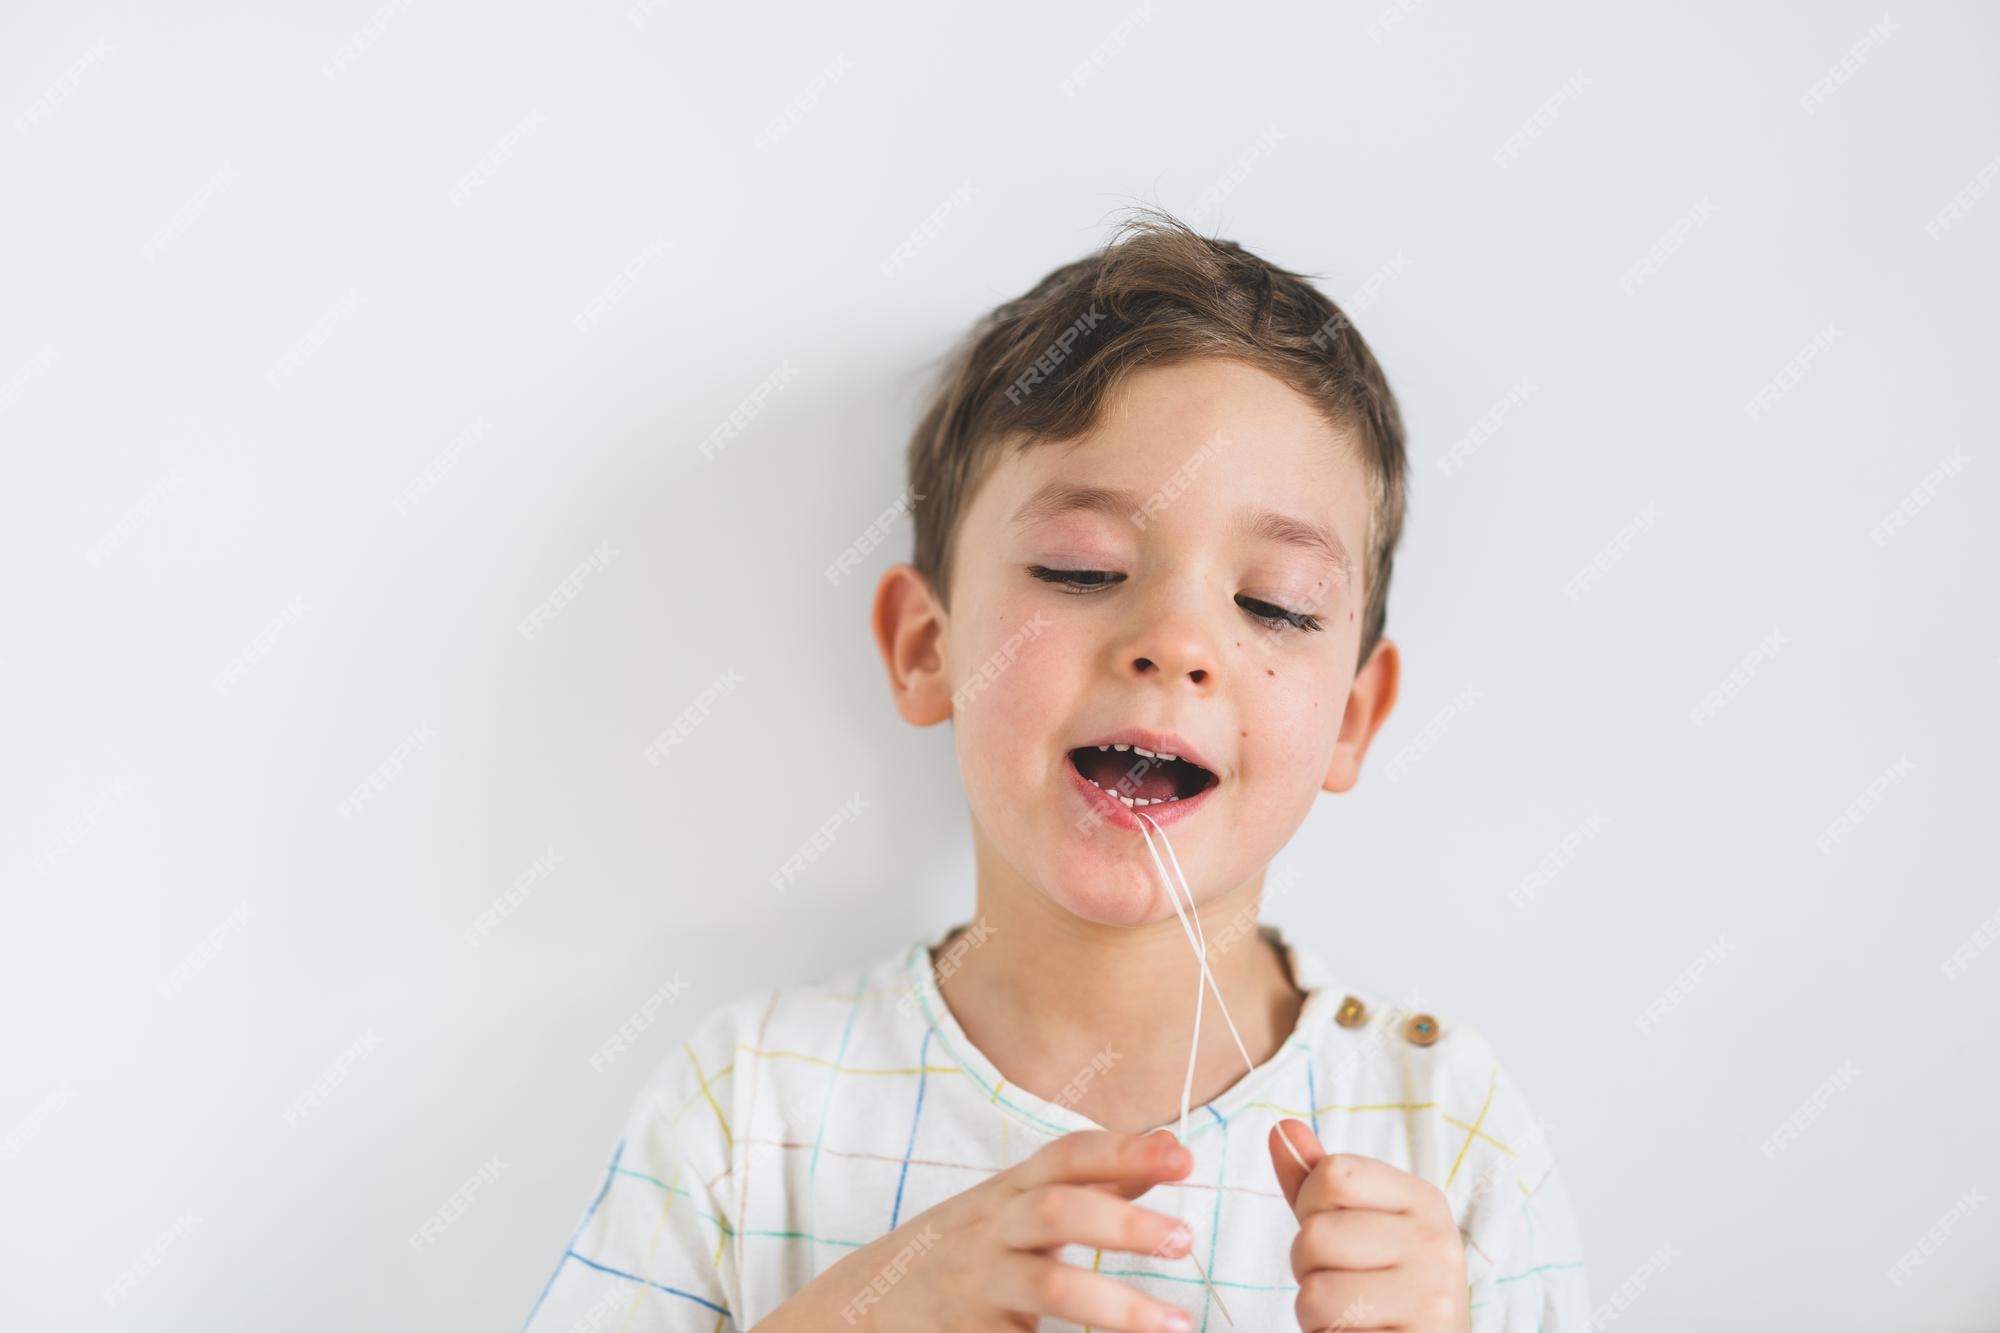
1069, 728, 1220, 779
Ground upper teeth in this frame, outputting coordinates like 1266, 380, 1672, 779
1079, 744, 1204, 806
1097, 743, 1180, 762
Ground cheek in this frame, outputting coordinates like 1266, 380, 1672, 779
1263, 722, 1324, 780
953, 611, 1081, 778
1244, 660, 1349, 776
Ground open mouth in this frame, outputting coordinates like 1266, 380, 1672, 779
1066, 743, 1220, 809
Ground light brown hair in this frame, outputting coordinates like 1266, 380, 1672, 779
905, 205, 1409, 670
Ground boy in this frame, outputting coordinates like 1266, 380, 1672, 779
522, 209, 1588, 1331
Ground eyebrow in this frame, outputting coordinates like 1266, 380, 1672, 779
1235, 507, 1352, 579
1009, 480, 1352, 576
1008, 481, 1146, 529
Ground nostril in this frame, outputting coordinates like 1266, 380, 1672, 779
1189, 669, 1207, 683
1134, 657, 1155, 672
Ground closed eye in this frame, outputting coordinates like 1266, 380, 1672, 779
1237, 595, 1324, 633
1029, 567, 1324, 632
1028, 565, 1124, 591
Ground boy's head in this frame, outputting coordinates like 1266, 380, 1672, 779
873, 207, 1408, 925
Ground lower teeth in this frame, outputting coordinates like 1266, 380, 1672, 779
1088, 783, 1180, 808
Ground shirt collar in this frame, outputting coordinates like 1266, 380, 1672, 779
902, 917, 1339, 1146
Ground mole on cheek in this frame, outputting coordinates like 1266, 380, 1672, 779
1265, 668, 1274, 677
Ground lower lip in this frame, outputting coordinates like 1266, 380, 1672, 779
1063, 755, 1218, 834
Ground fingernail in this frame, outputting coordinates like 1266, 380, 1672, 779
1154, 1309, 1191, 1333
1163, 1223, 1192, 1254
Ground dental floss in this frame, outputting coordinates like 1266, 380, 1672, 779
1134, 810, 1314, 1173
1133, 813, 1236, 1326
1131, 809, 1316, 1327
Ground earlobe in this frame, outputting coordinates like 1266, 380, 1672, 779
1322, 636, 1401, 794
871, 564, 954, 727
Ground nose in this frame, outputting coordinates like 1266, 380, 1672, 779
1119, 599, 1219, 692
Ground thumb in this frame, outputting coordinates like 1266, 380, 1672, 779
1097, 1128, 1187, 1201
1268, 1118, 1326, 1215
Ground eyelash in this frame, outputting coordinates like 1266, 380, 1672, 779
1026, 565, 1326, 633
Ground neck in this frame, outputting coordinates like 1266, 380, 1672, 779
933, 830, 1306, 1134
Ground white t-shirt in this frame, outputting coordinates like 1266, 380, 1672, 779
521, 921, 1589, 1332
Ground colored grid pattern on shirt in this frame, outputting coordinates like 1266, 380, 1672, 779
531, 958, 1585, 1330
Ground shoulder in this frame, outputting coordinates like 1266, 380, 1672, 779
1393, 1010, 1589, 1320
1308, 981, 1488, 1096
1402, 1012, 1561, 1216
1340, 999, 1580, 1266
1278, 928, 1507, 1101
1309, 985, 1561, 1205
1311, 980, 1519, 1095
619, 939, 924, 1172
614, 986, 770, 1184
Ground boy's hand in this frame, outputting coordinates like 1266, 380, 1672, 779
1267, 1119, 1469, 1333
758, 1127, 1198, 1333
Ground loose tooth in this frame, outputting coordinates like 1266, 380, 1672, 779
1118, 795, 1135, 807
1134, 746, 1155, 758
1114, 743, 1131, 751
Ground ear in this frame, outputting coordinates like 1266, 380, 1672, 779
871, 563, 954, 727
1322, 636, 1400, 794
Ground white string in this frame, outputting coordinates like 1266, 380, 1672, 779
1134, 809, 1315, 1180
1133, 812, 1207, 1144
1128, 810, 1323, 1328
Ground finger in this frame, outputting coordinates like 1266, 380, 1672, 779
1289, 1207, 1417, 1278
1096, 1128, 1184, 1200
998, 1184, 1194, 1258
1015, 1128, 1192, 1193
1087, 1129, 1186, 1202
1295, 1266, 1404, 1332
987, 1251, 1193, 1333
1294, 1149, 1431, 1219
1269, 1119, 1325, 1213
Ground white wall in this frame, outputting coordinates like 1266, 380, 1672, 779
4, 1, 1996, 1328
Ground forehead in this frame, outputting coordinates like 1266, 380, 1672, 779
967, 357, 1370, 550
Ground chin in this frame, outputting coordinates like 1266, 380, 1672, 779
1037, 855, 1178, 928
